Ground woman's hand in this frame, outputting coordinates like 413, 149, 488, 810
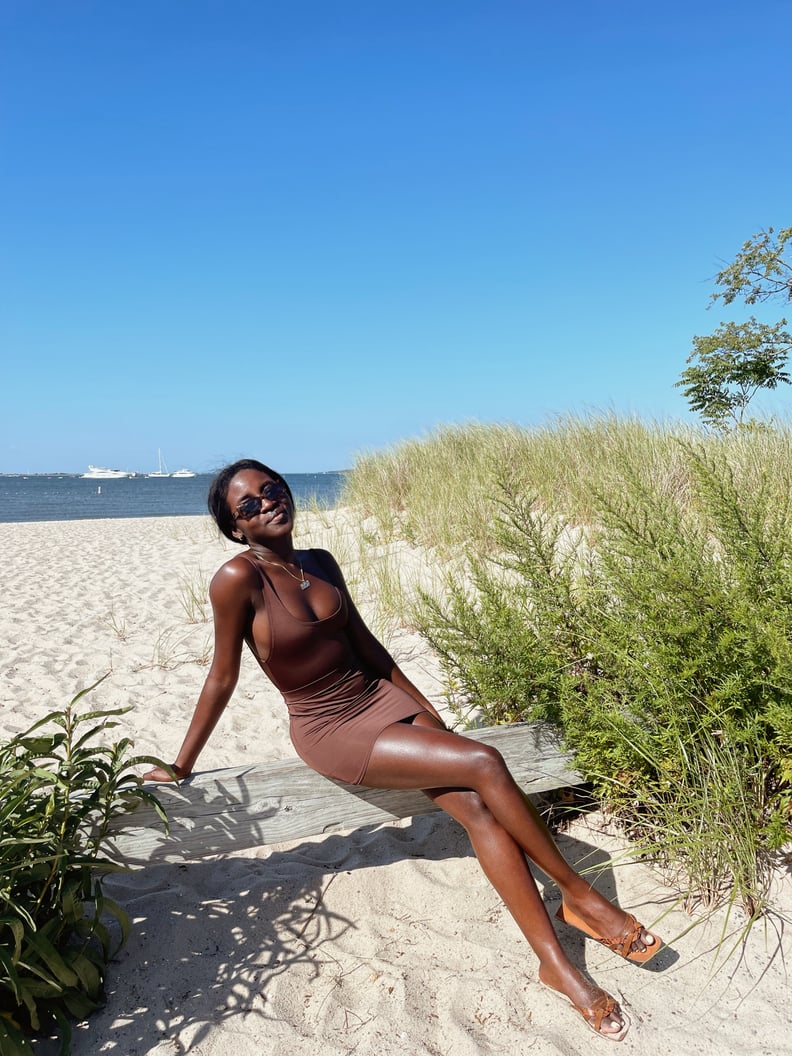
142, 763, 189, 782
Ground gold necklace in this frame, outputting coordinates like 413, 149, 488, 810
254, 553, 311, 590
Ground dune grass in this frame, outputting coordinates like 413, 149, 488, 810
340, 417, 792, 914
343, 417, 702, 551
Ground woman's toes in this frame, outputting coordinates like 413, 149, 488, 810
602, 1009, 630, 1039
639, 929, 657, 951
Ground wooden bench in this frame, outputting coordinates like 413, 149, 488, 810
108, 723, 584, 866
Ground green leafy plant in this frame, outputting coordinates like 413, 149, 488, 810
0, 679, 167, 1055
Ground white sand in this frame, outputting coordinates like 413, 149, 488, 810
1, 514, 789, 1055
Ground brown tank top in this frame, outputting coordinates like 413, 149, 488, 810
240, 550, 362, 695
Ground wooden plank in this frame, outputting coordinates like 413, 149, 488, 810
107, 722, 583, 865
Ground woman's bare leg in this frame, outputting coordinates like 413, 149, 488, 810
423, 780, 628, 1037
363, 715, 638, 1037
364, 716, 655, 956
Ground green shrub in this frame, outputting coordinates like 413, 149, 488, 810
347, 419, 792, 912
0, 680, 166, 1055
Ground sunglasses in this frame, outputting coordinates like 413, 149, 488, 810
233, 482, 289, 521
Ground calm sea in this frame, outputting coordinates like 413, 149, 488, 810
0, 472, 348, 524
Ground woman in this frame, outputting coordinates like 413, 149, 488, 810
145, 458, 662, 1041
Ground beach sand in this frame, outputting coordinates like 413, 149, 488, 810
1, 514, 789, 1055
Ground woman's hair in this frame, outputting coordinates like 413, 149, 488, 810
207, 458, 295, 544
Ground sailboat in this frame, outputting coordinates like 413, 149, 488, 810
147, 449, 170, 478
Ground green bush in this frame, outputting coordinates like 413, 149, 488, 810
0, 680, 166, 1055
347, 419, 792, 913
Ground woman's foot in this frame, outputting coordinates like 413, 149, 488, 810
538, 963, 630, 1041
557, 887, 662, 962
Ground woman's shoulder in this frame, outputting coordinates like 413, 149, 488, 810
210, 551, 260, 598
305, 546, 335, 561
304, 546, 340, 569
304, 547, 345, 586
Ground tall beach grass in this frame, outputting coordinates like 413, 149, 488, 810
343, 416, 709, 550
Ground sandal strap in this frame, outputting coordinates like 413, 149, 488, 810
599, 912, 643, 957
580, 993, 619, 1033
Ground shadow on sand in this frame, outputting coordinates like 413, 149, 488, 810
32, 811, 678, 1055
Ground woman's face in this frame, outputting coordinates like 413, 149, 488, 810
226, 469, 294, 542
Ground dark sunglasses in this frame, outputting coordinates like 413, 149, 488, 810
233, 482, 288, 521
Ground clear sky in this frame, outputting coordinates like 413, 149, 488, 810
2, 1, 791, 474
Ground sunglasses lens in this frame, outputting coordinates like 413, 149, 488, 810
237, 497, 261, 519
236, 483, 287, 520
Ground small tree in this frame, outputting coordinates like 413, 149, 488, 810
679, 226, 792, 427
677, 318, 792, 429
710, 226, 792, 306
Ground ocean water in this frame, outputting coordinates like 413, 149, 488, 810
0, 471, 347, 524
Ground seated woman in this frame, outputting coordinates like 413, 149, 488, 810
145, 458, 662, 1042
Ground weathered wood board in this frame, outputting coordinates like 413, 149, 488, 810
107, 722, 583, 865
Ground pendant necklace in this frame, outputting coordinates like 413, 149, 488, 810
255, 553, 311, 590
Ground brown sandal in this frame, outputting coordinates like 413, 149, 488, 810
556, 902, 663, 964
543, 981, 630, 1041
573, 992, 630, 1041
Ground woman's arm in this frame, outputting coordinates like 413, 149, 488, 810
143, 561, 252, 781
316, 549, 448, 726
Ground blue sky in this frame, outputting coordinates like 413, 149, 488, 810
2, 1, 791, 474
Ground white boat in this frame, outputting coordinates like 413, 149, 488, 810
82, 465, 133, 479
147, 449, 170, 478
172, 468, 196, 478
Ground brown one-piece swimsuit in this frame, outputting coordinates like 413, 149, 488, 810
241, 550, 428, 785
